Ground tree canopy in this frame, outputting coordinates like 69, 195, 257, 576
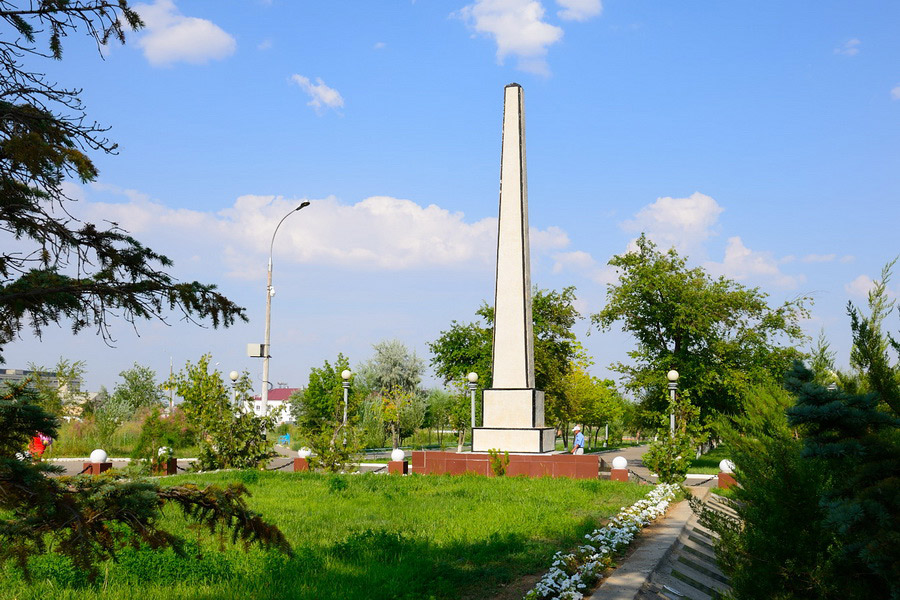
170, 354, 277, 470
592, 234, 808, 424
429, 286, 582, 433
0, 1, 245, 360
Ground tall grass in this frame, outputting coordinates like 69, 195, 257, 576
49, 419, 199, 459
2, 472, 649, 600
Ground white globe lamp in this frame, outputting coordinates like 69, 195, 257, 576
719, 459, 735, 474
391, 448, 406, 462
612, 456, 628, 470
298, 447, 312, 459
90, 448, 108, 464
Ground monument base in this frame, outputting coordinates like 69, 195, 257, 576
472, 426, 556, 453
411, 451, 598, 479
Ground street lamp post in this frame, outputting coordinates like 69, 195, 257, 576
666, 369, 679, 438
341, 369, 351, 447
261, 201, 310, 416
467, 372, 478, 431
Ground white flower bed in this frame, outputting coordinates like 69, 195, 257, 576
523, 483, 679, 600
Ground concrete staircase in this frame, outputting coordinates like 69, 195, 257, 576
635, 493, 734, 600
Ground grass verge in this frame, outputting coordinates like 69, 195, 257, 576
686, 444, 731, 474
2, 471, 649, 600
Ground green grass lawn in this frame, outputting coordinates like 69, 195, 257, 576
3, 471, 649, 600
686, 444, 731, 474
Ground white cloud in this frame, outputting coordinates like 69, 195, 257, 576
620, 192, 723, 255
845, 274, 875, 297
891, 85, 900, 101
531, 226, 570, 250
706, 236, 801, 288
556, 0, 602, 21
134, 0, 236, 66
552, 250, 595, 274
74, 189, 576, 277
840, 255, 855, 264
374, 41, 387, 50
802, 253, 836, 263
257, 39, 273, 51
290, 75, 345, 113
456, 0, 564, 75
551, 250, 617, 284
834, 38, 860, 56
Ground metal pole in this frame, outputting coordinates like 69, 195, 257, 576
342, 380, 350, 447
261, 202, 309, 417
604, 423, 608, 447
668, 382, 677, 438
469, 381, 477, 429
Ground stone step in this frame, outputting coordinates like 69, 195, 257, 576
643, 570, 716, 600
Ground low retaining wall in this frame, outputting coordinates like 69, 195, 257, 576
410, 451, 599, 479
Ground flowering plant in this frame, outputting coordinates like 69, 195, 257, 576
524, 483, 679, 600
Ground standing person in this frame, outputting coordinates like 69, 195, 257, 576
572, 425, 585, 455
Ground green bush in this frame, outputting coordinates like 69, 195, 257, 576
643, 433, 693, 484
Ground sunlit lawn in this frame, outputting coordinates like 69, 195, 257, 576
3, 471, 649, 600
687, 444, 732, 474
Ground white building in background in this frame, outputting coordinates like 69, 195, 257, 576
248, 387, 298, 425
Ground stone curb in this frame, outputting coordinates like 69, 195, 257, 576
587, 488, 709, 600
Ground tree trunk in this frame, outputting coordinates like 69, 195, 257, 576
457, 429, 464, 453
391, 422, 399, 449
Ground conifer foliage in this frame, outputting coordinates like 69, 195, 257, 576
0, 383, 292, 581
697, 260, 900, 599
0, 1, 246, 360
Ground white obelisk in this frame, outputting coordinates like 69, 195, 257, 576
472, 83, 556, 454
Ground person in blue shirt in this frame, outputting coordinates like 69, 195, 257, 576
572, 425, 585, 455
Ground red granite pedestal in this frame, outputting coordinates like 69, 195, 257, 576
411, 451, 598, 479
388, 460, 408, 474
152, 458, 177, 476
718, 472, 737, 489
82, 462, 112, 475
293, 458, 309, 472
610, 468, 629, 482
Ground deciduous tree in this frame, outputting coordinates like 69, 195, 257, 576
592, 234, 808, 426
359, 340, 426, 449
429, 287, 582, 438
170, 355, 277, 470
111, 362, 166, 416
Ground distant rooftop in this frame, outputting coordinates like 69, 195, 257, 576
252, 387, 299, 402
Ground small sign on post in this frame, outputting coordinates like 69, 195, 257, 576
247, 343, 267, 358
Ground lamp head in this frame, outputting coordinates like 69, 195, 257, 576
467, 372, 478, 384
296, 201, 311, 211
666, 369, 679, 382
341, 369, 351, 381
229, 370, 239, 383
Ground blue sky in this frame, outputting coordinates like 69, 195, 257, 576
6, 0, 899, 395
